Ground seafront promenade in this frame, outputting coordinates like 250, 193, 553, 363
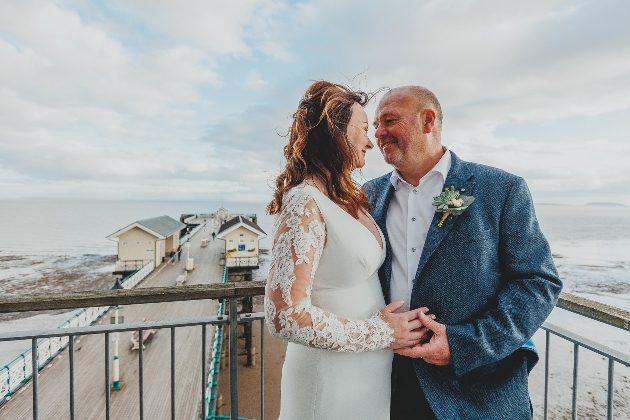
0, 224, 223, 419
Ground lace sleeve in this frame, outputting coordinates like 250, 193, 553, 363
264, 188, 394, 353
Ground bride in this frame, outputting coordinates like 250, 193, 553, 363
265, 81, 429, 419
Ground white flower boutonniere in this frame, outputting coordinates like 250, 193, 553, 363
433, 186, 475, 227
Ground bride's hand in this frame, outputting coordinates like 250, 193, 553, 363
379, 302, 433, 350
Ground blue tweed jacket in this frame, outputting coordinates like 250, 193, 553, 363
364, 152, 562, 419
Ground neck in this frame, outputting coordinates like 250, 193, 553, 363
397, 146, 445, 187
304, 175, 327, 194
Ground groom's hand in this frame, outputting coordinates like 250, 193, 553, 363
393, 310, 452, 366
380, 302, 431, 350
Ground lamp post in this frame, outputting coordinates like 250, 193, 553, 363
185, 240, 191, 260
110, 279, 124, 390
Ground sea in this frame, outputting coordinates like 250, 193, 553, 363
1, 199, 630, 366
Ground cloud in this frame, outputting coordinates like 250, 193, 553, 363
1, 0, 629, 203
244, 69, 270, 92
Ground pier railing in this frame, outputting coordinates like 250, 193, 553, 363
0, 287, 629, 419
0, 280, 265, 420
225, 256, 259, 268
541, 293, 630, 420
115, 260, 151, 272
0, 260, 155, 404
180, 221, 206, 246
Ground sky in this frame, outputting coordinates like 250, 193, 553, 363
0, 0, 629, 204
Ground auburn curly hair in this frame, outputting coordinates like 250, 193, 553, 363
267, 80, 373, 218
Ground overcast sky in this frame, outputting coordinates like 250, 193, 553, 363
1, 0, 629, 204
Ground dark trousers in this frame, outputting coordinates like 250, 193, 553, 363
391, 354, 438, 420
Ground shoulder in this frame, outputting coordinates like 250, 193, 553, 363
465, 161, 520, 185
456, 156, 524, 191
277, 185, 326, 222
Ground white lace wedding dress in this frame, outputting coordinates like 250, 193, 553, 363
265, 184, 393, 420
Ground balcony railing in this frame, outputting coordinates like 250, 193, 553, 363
540, 293, 630, 420
0, 280, 265, 420
225, 257, 259, 268
0, 286, 629, 419
115, 260, 152, 272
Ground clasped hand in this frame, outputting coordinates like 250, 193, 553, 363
380, 302, 452, 366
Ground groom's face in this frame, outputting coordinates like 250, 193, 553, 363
373, 91, 425, 170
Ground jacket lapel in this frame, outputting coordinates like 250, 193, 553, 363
370, 176, 395, 303
412, 153, 475, 287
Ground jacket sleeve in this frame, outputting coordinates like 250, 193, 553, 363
264, 188, 394, 353
445, 176, 562, 378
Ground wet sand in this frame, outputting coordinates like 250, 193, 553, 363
0, 254, 116, 322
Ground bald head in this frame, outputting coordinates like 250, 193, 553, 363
383, 86, 443, 129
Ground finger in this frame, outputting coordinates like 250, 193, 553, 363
418, 310, 442, 332
401, 309, 420, 321
394, 345, 425, 358
382, 301, 404, 314
405, 329, 428, 344
406, 319, 424, 331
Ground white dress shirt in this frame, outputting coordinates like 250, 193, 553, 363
387, 149, 452, 312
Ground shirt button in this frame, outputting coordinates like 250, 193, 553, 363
411, 217, 416, 221
413, 189, 417, 194
411, 247, 417, 252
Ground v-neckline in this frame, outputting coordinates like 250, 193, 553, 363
302, 184, 385, 251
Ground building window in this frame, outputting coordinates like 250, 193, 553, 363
122, 241, 128, 246
238, 244, 246, 251
147, 241, 152, 245
135, 241, 140, 245
240, 239, 244, 243
240, 234, 244, 236
229, 239, 233, 243
250, 239, 255, 242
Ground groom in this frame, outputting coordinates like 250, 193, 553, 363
365, 86, 562, 419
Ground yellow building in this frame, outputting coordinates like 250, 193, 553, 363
107, 215, 186, 272
216, 215, 266, 269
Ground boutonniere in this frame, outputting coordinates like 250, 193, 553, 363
433, 186, 475, 227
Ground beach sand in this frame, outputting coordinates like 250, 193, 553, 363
0, 254, 116, 322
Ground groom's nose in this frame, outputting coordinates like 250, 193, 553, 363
374, 124, 386, 140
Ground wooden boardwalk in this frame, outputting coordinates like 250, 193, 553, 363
1, 223, 224, 420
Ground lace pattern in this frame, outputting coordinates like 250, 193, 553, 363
265, 186, 394, 353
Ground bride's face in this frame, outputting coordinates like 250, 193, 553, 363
346, 103, 374, 169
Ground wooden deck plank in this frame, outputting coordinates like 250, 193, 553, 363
0, 223, 224, 419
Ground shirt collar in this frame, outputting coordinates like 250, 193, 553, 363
389, 147, 452, 190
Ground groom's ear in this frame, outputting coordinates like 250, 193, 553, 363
421, 109, 436, 134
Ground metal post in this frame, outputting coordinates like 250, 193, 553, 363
572, 344, 579, 420
607, 358, 614, 420
171, 327, 176, 420
32, 338, 38, 420
105, 333, 111, 420
544, 330, 550, 420
229, 298, 238, 420
69, 336, 75, 420
111, 307, 122, 390
139, 329, 144, 420
202, 324, 207, 420
260, 320, 265, 420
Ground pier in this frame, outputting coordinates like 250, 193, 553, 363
0, 222, 224, 419
1, 213, 630, 418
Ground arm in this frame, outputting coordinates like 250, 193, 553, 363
445, 177, 562, 377
264, 189, 394, 353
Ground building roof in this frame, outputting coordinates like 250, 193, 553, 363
216, 215, 267, 239
106, 215, 186, 240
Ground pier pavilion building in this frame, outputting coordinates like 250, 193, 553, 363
216, 215, 266, 269
106, 215, 186, 273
